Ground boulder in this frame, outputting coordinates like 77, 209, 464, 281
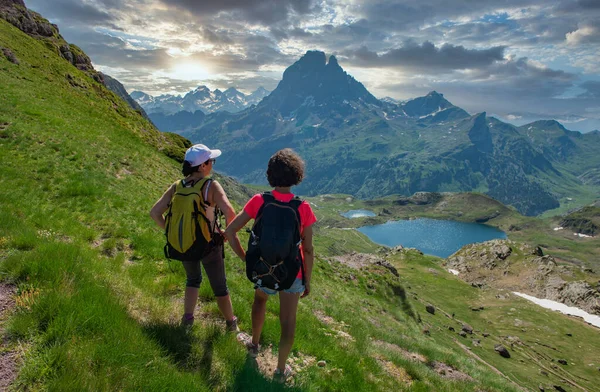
494, 345, 510, 358
461, 324, 473, 334
557, 359, 567, 365
425, 305, 435, 315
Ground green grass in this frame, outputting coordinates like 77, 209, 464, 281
1, 16, 600, 392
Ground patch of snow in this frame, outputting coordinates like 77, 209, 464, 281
574, 233, 593, 238
448, 269, 460, 276
513, 292, 600, 329
567, 197, 573, 201
553, 227, 564, 231
418, 106, 446, 119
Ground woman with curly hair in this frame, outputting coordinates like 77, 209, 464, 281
225, 148, 316, 383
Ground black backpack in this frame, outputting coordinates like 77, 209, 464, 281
245, 192, 304, 290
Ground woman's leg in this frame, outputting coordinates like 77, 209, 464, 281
184, 287, 199, 315
277, 291, 300, 371
181, 261, 202, 317
202, 246, 235, 321
252, 289, 270, 345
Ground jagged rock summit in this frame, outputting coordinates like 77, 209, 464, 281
263, 50, 380, 115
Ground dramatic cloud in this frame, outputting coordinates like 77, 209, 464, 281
566, 23, 600, 45
21, 0, 600, 132
161, 0, 319, 25
343, 42, 505, 71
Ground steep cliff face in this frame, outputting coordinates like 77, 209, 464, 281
468, 113, 493, 154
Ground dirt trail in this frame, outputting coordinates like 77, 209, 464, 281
0, 283, 18, 390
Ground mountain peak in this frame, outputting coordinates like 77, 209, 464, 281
402, 91, 459, 118
195, 85, 209, 92
298, 50, 327, 67
268, 50, 379, 115
531, 119, 567, 131
328, 55, 339, 66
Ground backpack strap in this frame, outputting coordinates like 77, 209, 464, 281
262, 191, 275, 203
200, 177, 213, 206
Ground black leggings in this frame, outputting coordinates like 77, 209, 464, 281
181, 245, 228, 297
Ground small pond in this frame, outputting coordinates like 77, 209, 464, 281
357, 218, 507, 258
341, 209, 377, 218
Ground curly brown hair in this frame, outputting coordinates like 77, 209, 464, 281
266, 148, 305, 187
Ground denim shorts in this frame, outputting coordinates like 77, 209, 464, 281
258, 277, 305, 296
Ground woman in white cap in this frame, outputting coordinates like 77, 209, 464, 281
150, 144, 242, 330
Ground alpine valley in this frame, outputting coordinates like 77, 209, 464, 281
2, 1, 600, 392
158, 51, 600, 216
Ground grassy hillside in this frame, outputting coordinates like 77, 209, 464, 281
2, 16, 600, 392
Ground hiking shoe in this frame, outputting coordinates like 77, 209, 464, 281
273, 365, 293, 383
181, 314, 194, 327
237, 332, 259, 358
226, 316, 239, 332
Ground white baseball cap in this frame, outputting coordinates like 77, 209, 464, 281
184, 144, 222, 166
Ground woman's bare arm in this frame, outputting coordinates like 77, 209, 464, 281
301, 224, 314, 298
224, 210, 251, 261
150, 184, 175, 230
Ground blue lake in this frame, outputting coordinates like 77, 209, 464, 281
357, 218, 507, 258
341, 209, 377, 218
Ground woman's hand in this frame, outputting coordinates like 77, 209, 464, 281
301, 281, 310, 298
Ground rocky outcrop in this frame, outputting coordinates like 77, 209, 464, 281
0, 0, 103, 83
0, 0, 57, 37
545, 280, 600, 315
1, 47, 18, 64
333, 252, 399, 277
446, 239, 600, 315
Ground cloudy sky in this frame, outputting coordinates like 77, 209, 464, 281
26, 0, 600, 132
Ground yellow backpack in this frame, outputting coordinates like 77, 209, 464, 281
163, 177, 221, 261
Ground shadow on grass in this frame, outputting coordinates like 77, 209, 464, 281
231, 357, 305, 392
142, 323, 197, 368
391, 283, 419, 323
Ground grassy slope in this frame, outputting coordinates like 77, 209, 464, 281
1, 18, 599, 392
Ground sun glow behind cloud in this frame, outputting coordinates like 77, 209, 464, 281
156, 62, 212, 82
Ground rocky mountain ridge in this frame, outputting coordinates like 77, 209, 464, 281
101, 73, 151, 122
173, 50, 600, 216
132, 85, 270, 115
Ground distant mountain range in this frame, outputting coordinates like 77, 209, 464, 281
131, 86, 270, 116
147, 51, 600, 216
